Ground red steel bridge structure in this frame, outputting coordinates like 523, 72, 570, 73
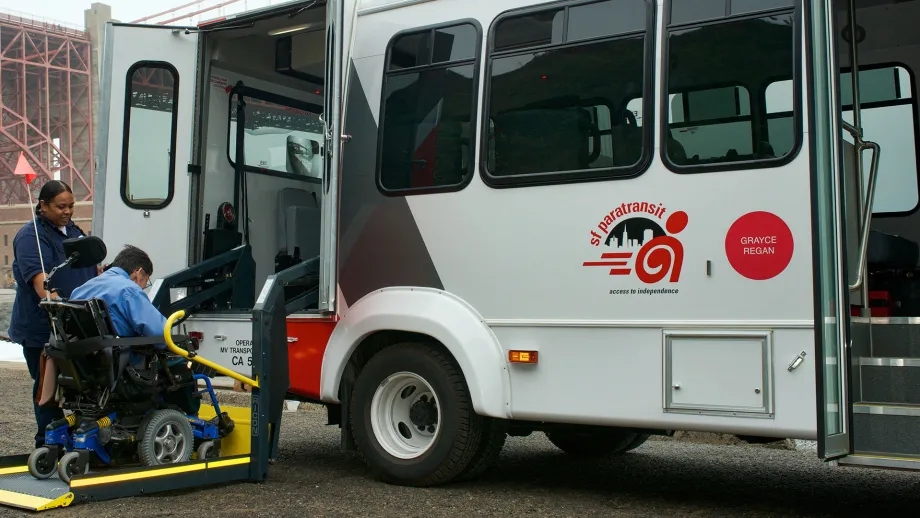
0, 12, 93, 205
0, 1, 245, 205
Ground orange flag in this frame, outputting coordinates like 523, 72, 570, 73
14, 152, 36, 184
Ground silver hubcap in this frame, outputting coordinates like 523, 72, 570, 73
153, 423, 186, 463
370, 372, 441, 460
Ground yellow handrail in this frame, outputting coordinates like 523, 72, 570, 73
164, 310, 260, 389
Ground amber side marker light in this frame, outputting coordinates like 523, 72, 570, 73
509, 350, 538, 364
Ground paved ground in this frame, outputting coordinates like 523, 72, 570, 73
2, 369, 920, 516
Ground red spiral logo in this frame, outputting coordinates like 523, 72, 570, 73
636, 236, 684, 284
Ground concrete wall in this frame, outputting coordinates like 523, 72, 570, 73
84, 2, 114, 217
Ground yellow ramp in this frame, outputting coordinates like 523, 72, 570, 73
0, 465, 74, 512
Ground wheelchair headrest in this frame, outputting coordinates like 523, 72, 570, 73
63, 235, 107, 268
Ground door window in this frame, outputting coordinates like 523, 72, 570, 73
120, 62, 179, 208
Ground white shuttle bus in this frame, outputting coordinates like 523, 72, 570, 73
91, 0, 920, 486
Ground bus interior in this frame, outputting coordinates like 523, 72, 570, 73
188, 2, 329, 312
839, 0, 920, 322
826, 0, 920, 462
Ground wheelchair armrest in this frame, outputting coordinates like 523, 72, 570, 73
62, 336, 117, 357
117, 336, 169, 350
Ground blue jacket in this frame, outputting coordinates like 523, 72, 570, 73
70, 267, 168, 349
8, 216, 97, 347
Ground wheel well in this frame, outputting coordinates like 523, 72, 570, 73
334, 330, 455, 450
346, 330, 439, 380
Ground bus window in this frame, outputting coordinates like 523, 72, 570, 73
121, 62, 179, 209
668, 86, 754, 161
228, 89, 324, 181
586, 104, 615, 168
663, 3, 798, 172
670, 0, 794, 25
482, 0, 652, 186
377, 22, 481, 194
765, 79, 795, 158
841, 65, 919, 215
626, 98, 643, 127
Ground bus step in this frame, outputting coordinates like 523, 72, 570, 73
859, 357, 920, 405
837, 452, 920, 471
853, 403, 920, 456
868, 319, 920, 358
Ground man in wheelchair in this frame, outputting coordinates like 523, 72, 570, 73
29, 243, 232, 482
68, 244, 201, 414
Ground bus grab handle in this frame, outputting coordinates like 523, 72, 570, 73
843, 120, 881, 293
164, 310, 260, 389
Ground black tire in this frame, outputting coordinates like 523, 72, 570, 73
736, 435, 781, 444
349, 342, 485, 487
57, 451, 87, 484
137, 409, 194, 466
27, 447, 56, 479
457, 417, 507, 481
546, 426, 647, 458
621, 433, 651, 452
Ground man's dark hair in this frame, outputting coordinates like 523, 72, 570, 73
108, 245, 153, 276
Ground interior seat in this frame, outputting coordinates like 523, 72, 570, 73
867, 230, 920, 272
276, 187, 320, 260
492, 107, 593, 175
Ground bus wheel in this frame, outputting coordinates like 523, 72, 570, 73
457, 417, 508, 481
546, 426, 649, 458
349, 342, 484, 487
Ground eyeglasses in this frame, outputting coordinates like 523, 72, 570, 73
137, 268, 153, 289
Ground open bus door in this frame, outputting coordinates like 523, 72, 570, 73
807, 0, 854, 461
319, 0, 345, 313
93, 23, 200, 278
809, 0, 896, 464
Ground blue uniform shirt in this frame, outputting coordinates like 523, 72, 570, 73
8, 217, 97, 347
70, 267, 168, 349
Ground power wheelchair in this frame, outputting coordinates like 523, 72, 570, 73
26, 236, 236, 483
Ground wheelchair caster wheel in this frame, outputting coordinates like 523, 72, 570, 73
197, 440, 216, 460
58, 452, 88, 484
27, 447, 56, 479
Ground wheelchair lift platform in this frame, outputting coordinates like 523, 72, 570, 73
0, 452, 252, 512
0, 261, 293, 512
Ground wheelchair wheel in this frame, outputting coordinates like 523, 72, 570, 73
138, 409, 194, 466
197, 440, 217, 460
27, 447, 56, 480
57, 452, 88, 484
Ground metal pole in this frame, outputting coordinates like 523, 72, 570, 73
846, 0, 870, 313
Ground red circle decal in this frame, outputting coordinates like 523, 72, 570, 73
725, 211, 794, 281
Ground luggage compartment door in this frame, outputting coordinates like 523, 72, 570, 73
93, 23, 200, 278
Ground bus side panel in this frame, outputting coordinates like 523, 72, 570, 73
337, 55, 445, 304
331, 0, 816, 434
287, 318, 338, 399
492, 325, 817, 438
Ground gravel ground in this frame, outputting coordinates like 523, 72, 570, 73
1, 289, 13, 340
1, 368, 920, 517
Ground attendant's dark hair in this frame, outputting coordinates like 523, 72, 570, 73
108, 245, 154, 277
35, 180, 86, 236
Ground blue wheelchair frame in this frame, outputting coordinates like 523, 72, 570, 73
43, 374, 225, 467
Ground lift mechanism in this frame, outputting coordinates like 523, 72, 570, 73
0, 256, 308, 511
